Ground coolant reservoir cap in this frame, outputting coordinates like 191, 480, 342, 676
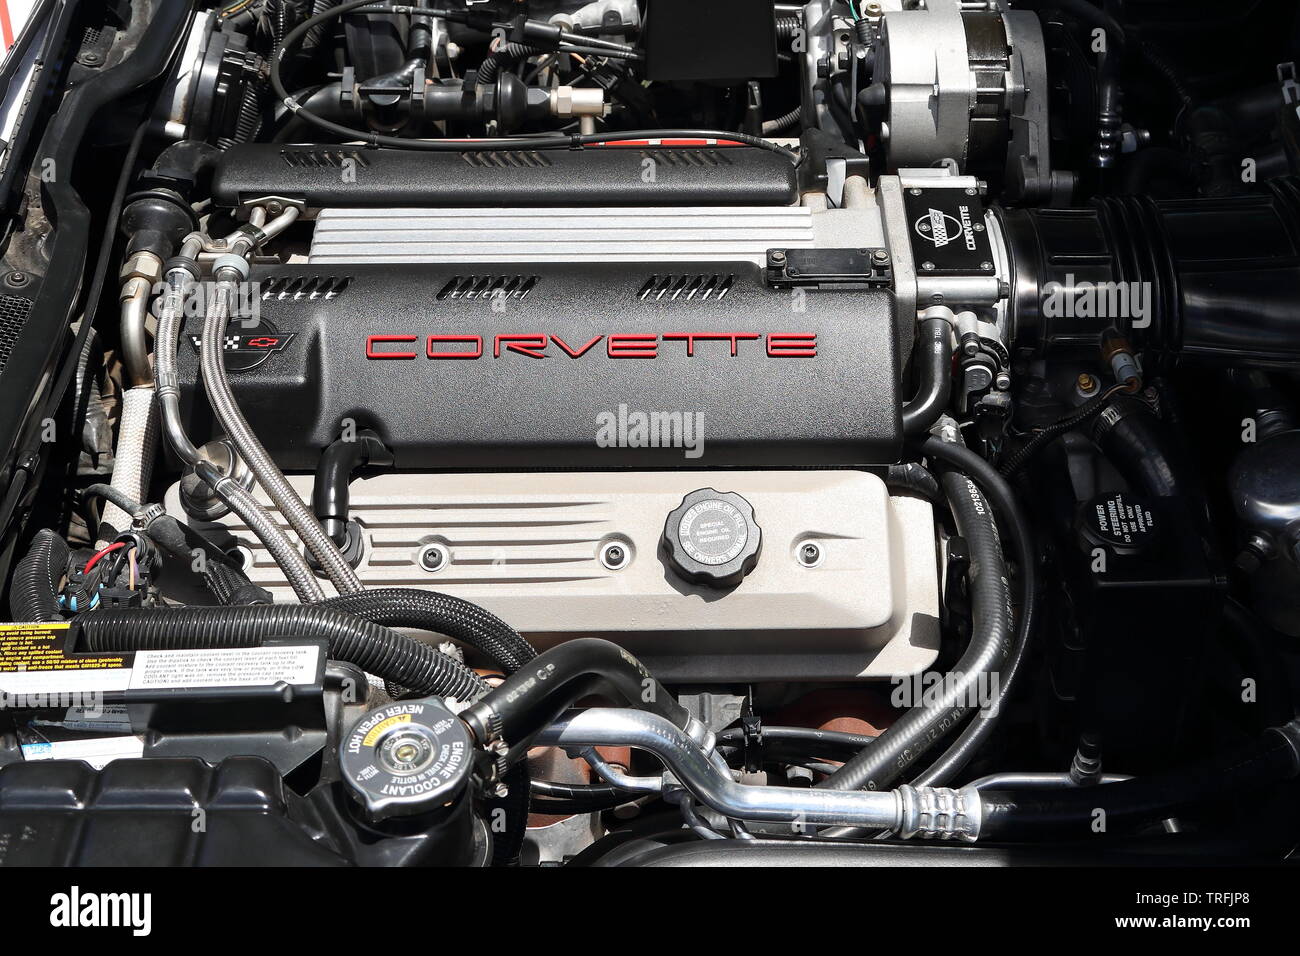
340, 697, 472, 822
662, 488, 762, 589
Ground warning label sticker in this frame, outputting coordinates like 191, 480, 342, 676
0, 623, 127, 673
0, 623, 321, 698
129, 645, 321, 690
0, 623, 131, 698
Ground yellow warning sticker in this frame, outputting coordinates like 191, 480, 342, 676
362, 713, 413, 747
0, 623, 128, 673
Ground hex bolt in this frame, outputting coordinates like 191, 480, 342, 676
418, 543, 448, 573
5, 271, 29, 287
600, 541, 630, 570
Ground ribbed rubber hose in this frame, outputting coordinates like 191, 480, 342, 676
79, 604, 485, 702
318, 588, 536, 673
761, 106, 802, 136
200, 275, 363, 595
9, 529, 70, 622
819, 463, 1014, 792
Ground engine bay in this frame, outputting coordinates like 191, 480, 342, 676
0, 0, 1299, 871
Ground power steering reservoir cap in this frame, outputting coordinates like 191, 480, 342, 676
662, 488, 762, 589
339, 697, 472, 823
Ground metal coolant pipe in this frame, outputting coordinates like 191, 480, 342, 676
534, 708, 984, 839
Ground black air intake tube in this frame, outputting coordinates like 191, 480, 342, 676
1001, 177, 1300, 367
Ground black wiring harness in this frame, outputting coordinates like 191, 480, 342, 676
268, 0, 798, 160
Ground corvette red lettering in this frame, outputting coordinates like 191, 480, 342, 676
366, 333, 817, 360
662, 333, 761, 357
607, 334, 659, 359
366, 334, 419, 359
766, 333, 819, 358
494, 334, 548, 359
426, 334, 484, 359
549, 334, 603, 358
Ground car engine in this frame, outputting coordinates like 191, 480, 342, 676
0, 0, 1299, 871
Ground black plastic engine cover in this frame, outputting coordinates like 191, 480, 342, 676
211, 144, 800, 209
176, 263, 902, 470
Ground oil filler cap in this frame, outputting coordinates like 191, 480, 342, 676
662, 488, 762, 589
340, 697, 472, 822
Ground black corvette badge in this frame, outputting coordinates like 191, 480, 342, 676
188, 324, 296, 372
